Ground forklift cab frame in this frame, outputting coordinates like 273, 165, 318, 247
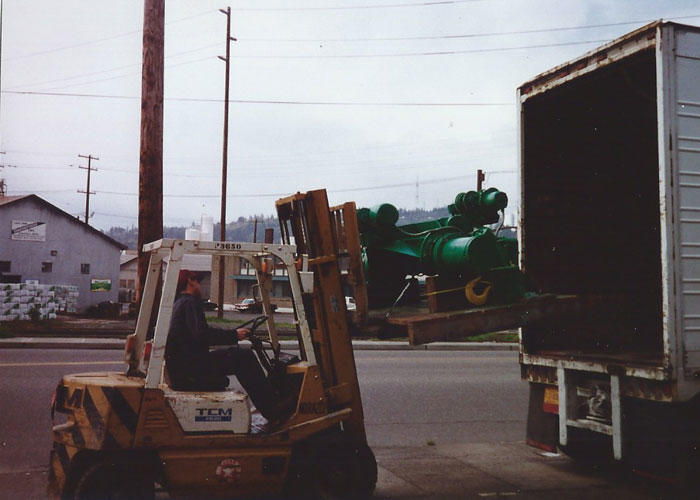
126, 238, 316, 385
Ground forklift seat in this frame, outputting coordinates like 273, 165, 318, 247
163, 364, 230, 392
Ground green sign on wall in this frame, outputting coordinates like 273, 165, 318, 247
90, 279, 111, 292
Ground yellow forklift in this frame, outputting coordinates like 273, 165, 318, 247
48, 192, 376, 499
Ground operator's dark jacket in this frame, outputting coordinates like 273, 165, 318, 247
165, 293, 236, 390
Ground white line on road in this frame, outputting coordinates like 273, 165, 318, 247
0, 361, 122, 367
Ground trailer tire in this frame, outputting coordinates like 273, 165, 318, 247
559, 427, 613, 465
69, 459, 155, 500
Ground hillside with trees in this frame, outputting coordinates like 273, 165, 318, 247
105, 207, 515, 249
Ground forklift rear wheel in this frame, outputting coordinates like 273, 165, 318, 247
69, 460, 155, 500
289, 434, 377, 500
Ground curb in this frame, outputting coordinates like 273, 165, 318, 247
0, 337, 518, 352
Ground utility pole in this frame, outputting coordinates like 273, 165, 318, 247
415, 175, 419, 208
1, 1, 4, 132
0, 152, 7, 196
77, 154, 99, 225
137, 0, 164, 304
216, 6, 236, 319
1, 160, 18, 199
0, 154, 7, 196
477, 169, 485, 191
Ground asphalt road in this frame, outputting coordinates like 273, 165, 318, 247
0, 349, 525, 470
358, 351, 527, 447
0, 348, 668, 499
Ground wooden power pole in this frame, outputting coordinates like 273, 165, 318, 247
137, 0, 164, 303
477, 169, 485, 191
78, 154, 98, 225
216, 7, 235, 318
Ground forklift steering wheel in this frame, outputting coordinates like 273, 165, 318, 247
236, 315, 268, 338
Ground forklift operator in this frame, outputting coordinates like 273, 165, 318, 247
165, 270, 278, 420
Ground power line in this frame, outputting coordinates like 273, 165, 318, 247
0, 135, 514, 176
1, 89, 511, 106
230, 0, 484, 11
4, 33, 627, 93
40, 56, 214, 93
2, 133, 508, 163
1, 149, 514, 180
6, 36, 613, 94
228, 38, 609, 59
240, 14, 700, 42
5, 45, 220, 91
11, 14, 700, 91
91, 171, 515, 199
1, 10, 215, 63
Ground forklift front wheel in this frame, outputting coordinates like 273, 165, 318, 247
68, 459, 155, 500
288, 434, 377, 500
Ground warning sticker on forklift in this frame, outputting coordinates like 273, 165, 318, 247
216, 459, 242, 483
543, 387, 558, 414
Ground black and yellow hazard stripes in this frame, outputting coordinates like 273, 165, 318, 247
49, 383, 144, 497
56, 383, 143, 450
47, 441, 78, 498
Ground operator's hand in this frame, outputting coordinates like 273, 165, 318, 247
236, 328, 251, 341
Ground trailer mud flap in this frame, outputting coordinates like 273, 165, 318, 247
525, 383, 558, 452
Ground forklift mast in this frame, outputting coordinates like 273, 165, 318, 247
276, 189, 367, 441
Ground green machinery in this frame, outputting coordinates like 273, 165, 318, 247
357, 188, 524, 308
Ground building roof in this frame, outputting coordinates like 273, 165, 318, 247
0, 194, 127, 250
120, 251, 138, 266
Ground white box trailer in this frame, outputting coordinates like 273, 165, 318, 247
518, 21, 700, 480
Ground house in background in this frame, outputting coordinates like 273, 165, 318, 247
120, 247, 213, 304
0, 194, 125, 313
211, 255, 292, 308
119, 250, 138, 304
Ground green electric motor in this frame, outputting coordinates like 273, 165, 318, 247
357, 188, 523, 308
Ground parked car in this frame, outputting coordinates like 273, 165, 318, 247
233, 298, 277, 313
202, 300, 218, 311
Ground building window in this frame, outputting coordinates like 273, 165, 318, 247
0, 261, 10, 273
81, 263, 90, 274
127, 279, 135, 288
42, 262, 53, 273
119, 279, 127, 288
50, 250, 58, 256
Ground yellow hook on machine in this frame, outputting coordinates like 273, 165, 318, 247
465, 276, 492, 306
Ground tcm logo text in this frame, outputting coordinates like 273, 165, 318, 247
195, 408, 233, 422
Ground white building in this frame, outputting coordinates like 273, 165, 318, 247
0, 194, 125, 312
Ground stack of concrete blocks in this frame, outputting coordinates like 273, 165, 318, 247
0, 283, 78, 321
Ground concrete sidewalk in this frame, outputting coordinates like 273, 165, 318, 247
0, 441, 661, 499
0, 336, 518, 351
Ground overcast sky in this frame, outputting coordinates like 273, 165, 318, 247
1, 0, 699, 231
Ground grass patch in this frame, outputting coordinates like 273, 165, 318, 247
0, 323, 13, 338
356, 330, 518, 342
460, 330, 519, 342
207, 317, 297, 331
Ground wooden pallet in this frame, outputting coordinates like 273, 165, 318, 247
386, 294, 610, 345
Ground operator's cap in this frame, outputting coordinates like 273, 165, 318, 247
177, 269, 204, 293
